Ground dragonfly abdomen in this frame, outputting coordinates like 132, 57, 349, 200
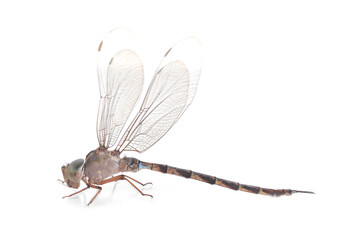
134, 159, 313, 197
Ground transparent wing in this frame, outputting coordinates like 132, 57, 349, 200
96, 28, 144, 148
117, 37, 201, 153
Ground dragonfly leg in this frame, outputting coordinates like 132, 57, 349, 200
87, 184, 102, 206
99, 175, 153, 198
62, 186, 90, 199
62, 178, 102, 206
57, 179, 65, 184
123, 175, 152, 187
79, 178, 104, 206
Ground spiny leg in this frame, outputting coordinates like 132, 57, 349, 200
124, 178, 153, 198
87, 184, 102, 206
99, 175, 153, 198
57, 179, 65, 184
123, 175, 152, 187
62, 186, 90, 199
61, 177, 90, 199
80, 178, 103, 206
61, 179, 102, 206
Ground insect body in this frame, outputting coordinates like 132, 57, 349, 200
60, 28, 313, 206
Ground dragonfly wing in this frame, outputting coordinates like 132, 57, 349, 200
118, 37, 201, 153
96, 28, 144, 148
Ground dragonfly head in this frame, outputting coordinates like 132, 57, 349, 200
61, 159, 85, 189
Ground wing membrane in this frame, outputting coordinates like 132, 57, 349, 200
96, 28, 144, 148
117, 37, 201, 153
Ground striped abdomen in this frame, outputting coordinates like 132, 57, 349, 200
133, 159, 313, 197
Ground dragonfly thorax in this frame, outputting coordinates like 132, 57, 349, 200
84, 148, 124, 185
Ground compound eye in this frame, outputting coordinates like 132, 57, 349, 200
68, 159, 84, 173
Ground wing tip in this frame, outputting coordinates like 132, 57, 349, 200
164, 48, 172, 57
98, 41, 103, 51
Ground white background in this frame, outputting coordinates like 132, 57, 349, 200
1, 1, 353, 239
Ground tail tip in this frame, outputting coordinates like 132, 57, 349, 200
291, 190, 315, 195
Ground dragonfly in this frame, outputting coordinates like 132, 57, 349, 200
60, 28, 314, 206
